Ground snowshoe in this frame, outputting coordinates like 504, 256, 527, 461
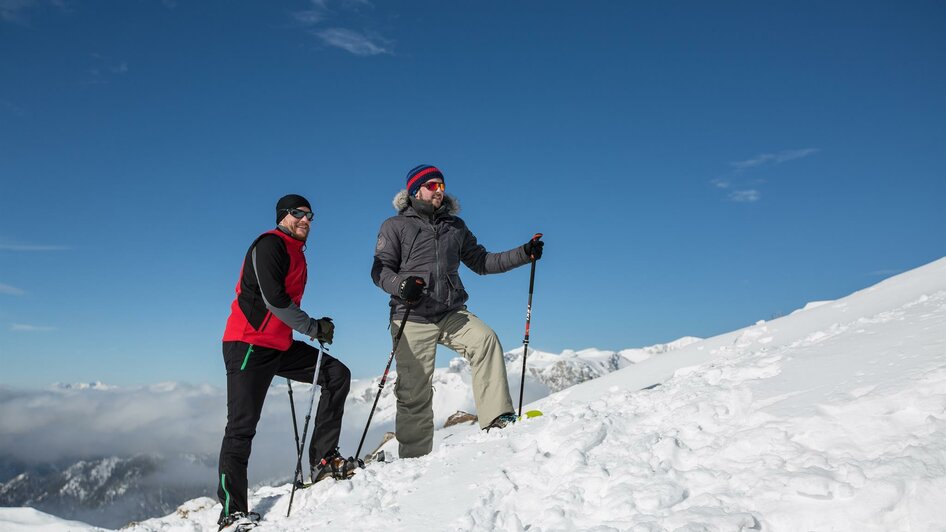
310, 449, 365, 484
484, 412, 517, 432
217, 511, 260, 531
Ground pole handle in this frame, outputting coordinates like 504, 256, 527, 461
528, 233, 543, 260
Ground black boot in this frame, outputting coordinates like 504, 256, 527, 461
484, 412, 518, 432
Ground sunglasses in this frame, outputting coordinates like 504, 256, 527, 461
283, 208, 314, 221
421, 181, 445, 192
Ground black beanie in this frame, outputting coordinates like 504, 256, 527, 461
276, 194, 312, 225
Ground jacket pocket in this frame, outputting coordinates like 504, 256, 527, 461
259, 311, 273, 332
446, 273, 467, 308
399, 270, 445, 317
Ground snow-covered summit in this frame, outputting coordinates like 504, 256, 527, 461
5, 256, 946, 531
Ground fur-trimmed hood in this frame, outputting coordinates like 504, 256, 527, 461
392, 189, 461, 216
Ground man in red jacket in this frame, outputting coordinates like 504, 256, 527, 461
217, 194, 353, 530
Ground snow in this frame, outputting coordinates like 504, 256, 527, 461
789, 300, 834, 315
4, 256, 945, 531
0, 507, 107, 531
341, 339, 695, 460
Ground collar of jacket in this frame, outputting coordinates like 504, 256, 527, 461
392, 189, 461, 217
274, 225, 307, 251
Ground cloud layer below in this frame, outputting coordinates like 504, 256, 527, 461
0, 379, 390, 482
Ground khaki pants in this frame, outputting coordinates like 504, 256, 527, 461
391, 308, 514, 458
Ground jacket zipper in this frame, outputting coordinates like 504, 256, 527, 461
432, 219, 441, 303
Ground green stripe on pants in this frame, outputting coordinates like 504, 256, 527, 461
220, 473, 231, 516
240, 344, 254, 371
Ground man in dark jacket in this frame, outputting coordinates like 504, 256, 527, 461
217, 194, 354, 530
371, 165, 544, 458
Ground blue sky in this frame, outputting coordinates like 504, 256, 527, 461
1, 1, 943, 388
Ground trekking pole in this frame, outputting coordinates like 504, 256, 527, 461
517, 233, 543, 418
354, 304, 413, 461
287, 379, 302, 456
287, 342, 327, 517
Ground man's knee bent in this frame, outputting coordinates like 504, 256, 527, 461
326, 362, 351, 393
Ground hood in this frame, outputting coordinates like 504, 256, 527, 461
392, 189, 461, 216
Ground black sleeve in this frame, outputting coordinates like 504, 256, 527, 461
251, 235, 320, 337
252, 235, 293, 308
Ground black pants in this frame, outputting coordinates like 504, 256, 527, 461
217, 340, 350, 518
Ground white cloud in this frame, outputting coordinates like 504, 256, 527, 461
729, 189, 760, 203
0, 383, 225, 463
293, 9, 325, 25
0, 283, 25, 296
0, 376, 406, 482
1, 99, 26, 116
316, 27, 391, 56
341, 0, 374, 10
0, 382, 312, 482
0, 0, 68, 24
713, 148, 819, 203
83, 54, 129, 86
731, 148, 820, 171
0, 0, 38, 23
0, 243, 71, 251
11, 323, 55, 331
290, 1, 391, 57
292, 0, 330, 26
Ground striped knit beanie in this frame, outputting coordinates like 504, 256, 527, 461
406, 164, 445, 197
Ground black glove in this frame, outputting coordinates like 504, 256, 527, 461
398, 276, 426, 302
523, 239, 544, 260
315, 317, 334, 344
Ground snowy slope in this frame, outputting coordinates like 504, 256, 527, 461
346, 337, 701, 458
0, 342, 695, 528
4, 256, 945, 531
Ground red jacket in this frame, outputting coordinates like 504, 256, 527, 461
223, 229, 308, 351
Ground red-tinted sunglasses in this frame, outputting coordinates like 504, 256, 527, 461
421, 181, 445, 192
